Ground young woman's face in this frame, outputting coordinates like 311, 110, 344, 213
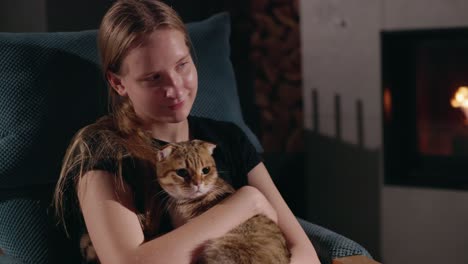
113, 28, 198, 125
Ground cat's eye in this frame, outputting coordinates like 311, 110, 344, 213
202, 167, 210, 174
176, 169, 189, 178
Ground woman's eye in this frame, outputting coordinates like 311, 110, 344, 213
177, 62, 188, 71
202, 167, 210, 174
145, 74, 161, 82
176, 169, 189, 178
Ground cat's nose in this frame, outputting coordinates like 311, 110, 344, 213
192, 176, 202, 186
192, 184, 202, 193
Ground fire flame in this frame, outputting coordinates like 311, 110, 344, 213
451, 86, 468, 121
383, 88, 392, 121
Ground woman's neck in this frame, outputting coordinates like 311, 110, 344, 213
147, 118, 190, 143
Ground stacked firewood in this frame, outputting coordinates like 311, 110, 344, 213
250, 0, 302, 152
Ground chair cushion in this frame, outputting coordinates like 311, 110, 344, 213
0, 199, 49, 264
0, 12, 261, 189
188, 13, 262, 152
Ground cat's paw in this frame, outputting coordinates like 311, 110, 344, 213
80, 233, 100, 263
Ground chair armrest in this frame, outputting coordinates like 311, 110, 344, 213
297, 217, 375, 263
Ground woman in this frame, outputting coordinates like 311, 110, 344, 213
54, 0, 320, 263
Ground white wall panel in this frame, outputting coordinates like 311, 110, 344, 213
384, 0, 468, 30
301, 0, 382, 148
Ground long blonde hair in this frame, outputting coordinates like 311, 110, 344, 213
53, 0, 191, 237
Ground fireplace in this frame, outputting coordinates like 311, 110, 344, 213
382, 27, 468, 190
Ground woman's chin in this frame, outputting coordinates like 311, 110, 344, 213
168, 107, 191, 122
171, 115, 188, 124
155, 111, 188, 124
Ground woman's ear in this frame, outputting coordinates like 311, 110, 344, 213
106, 71, 127, 96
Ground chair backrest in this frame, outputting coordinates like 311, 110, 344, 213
0, 12, 261, 264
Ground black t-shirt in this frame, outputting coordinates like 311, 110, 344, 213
68, 115, 262, 257
89, 115, 262, 190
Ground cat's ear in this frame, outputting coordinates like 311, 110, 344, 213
202, 142, 217, 155
192, 140, 217, 155
157, 145, 174, 161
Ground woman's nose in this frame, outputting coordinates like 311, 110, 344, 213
165, 73, 183, 98
165, 86, 184, 99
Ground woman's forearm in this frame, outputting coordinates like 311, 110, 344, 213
247, 163, 321, 264
279, 219, 321, 264
129, 186, 268, 264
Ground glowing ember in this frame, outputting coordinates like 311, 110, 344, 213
451, 86, 468, 121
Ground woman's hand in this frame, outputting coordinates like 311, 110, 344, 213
225, 186, 278, 224
232, 186, 318, 263
289, 246, 322, 264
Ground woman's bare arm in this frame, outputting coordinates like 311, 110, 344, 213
248, 162, 321, 264
78, 170, 276, 264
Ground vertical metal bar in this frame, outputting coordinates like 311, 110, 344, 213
312, 89, 319, 133
357, 99, 364, 147
334, 94, 341, 139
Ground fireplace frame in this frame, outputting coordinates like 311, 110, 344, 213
381, 27, 468, 190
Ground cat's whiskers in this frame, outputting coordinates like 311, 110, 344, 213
153, 188, 167, 198
159, 194, 172, 208
150, 188, 174, 213
164, 196, 179, 212
151, 189, 168, 203
212, 183, 227, 194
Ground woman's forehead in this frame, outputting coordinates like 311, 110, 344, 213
121, 29, 189, 75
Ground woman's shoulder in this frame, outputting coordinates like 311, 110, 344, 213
71, 115, 120, 144
65, 115, 127, 162
77, 115, 116, 136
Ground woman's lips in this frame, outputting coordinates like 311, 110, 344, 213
169, 100, 185, 110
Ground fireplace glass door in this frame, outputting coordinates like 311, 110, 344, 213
382, 28, 468, 190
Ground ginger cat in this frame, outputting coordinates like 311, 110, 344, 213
155, 140, 290, 264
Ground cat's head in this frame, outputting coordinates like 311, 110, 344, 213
155, 140, 218, 200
